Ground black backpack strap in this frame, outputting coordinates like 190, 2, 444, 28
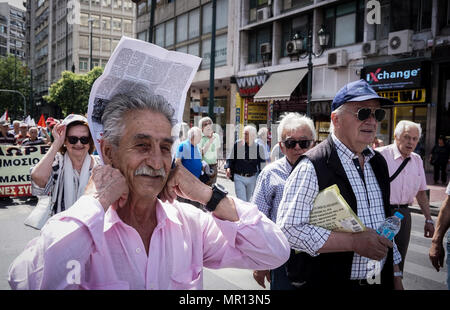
389, 157, 411, 183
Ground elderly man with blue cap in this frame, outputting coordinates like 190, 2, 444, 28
277, 79, 404, 290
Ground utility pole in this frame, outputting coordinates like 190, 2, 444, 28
148, 0, 156, 43
208, 0, 217, 121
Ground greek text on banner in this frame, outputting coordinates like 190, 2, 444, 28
0, 144, 50, 197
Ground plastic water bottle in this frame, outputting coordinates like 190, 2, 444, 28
376, 212, 404, 241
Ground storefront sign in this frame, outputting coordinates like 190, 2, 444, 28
246, 101, 267, 121
236, 74, 270, 97
0, 144, 49, 197
362, 61, 430, 91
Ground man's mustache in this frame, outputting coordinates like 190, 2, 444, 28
134, 165, 166, 178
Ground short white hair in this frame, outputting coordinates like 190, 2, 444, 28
394, 120, 422, 138
258, 127, 268, 138
188, 126, 202, 140
329, 105, 346, 134
277, 112, 316, 141
244, 125, 257, 140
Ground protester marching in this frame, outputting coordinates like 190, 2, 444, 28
1, 36, 449, 294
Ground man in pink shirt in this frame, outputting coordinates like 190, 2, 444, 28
8, 87, 290, 290
378, 120, 435, 273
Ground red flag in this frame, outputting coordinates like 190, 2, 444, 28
37, 114, 46, 128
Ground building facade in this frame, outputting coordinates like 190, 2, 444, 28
0, 2, 26, 60
25, 0, 135, 116
234, 0, 450, 167
135, 0, 237, 136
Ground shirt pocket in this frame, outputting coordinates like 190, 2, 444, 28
169, 266, 202, 290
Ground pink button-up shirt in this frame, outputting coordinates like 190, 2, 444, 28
8, 196, 290, 290
378, 143, 427, 205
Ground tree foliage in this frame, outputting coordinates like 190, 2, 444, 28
0, 55, 30, 119
44, 67, 103, 117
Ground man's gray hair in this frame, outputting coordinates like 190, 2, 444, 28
244, 125, 257, 140
394, 120, 422, 139
102, 86, 176, 146
198, 116, 213, 129
329, 105, 346, 134
277, 112, 316, 141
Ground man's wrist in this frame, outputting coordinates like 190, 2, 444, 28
199, 185, 213, 206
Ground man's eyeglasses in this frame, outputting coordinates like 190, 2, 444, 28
283, 139, 313, 149
346, 108, 386, 122
67, 136, 90, 145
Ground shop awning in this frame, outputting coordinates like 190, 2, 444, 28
253, 69, 308, 102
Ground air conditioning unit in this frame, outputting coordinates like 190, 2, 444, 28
388, 29, 413, 55
260, 42, 272, 56
327, 50, 348, 68
257, 6, 272, 21
286, 39, 305, 55
362, 40, 377, 56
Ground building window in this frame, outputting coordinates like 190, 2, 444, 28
216, 0, 228, 30
93, 58, 100, 67
176, 45, 188, 53
79, 57, 88, 71
188, 9, 200, 39
376, 0, 390, 40
281, 14, 310, 57
79, 35, 89, 49
188, 43, 199, 56
323, 0, 364, 48
93, 37, 100, 50
201, 35, 228, 69
92, 0, 100, 6
102, 0, 111, 7
138, 30, 147, 41
248, 26, 271, 64
249, 0, 269, 23
138, 2, 147, 16
92, 14, 100, 28
124, 0, 132, 10
391, 0, 432, 32
202, 3, 212, 34
102, 16, 111, 31
113, 18, 122, 32
177, 13, 188, 43
112, 39, 120, 50
155, 23, 164, 47
123, 19, 132, 34
80, 13, 89, 26
102, 38, 111, 52
165, 19, 174, 47
113, 0, 122, 9
283, 0, 313, 11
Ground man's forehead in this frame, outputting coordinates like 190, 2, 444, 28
132, 132, 174, 143
346, 99, 381, 108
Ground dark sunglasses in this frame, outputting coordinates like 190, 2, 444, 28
67, 136, 90, 145
283, 139, 313, 149
349, 108, 386, 122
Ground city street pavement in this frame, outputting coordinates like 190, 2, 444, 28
0, 177, 447, 290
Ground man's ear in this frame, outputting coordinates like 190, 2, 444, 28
330, 112, 339, 130
100, 139, 113, 165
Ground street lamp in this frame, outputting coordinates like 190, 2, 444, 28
296, 25, 330, 117
88, 17, 95, 70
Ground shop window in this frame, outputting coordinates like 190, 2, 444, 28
391, 0, 432, 32
249, 0, 269, 23
323, 0, 364, 48
281, 14, 311, 57
248, 26, 272, 64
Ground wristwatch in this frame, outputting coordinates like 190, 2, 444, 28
205, 183, 228, 212
394, 271, 403, 278
425, 219, 434, 225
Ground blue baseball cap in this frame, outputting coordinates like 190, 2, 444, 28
331, 79, 393, 111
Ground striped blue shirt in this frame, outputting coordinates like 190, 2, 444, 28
251, 156, 293, 223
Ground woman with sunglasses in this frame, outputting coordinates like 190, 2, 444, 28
30, 114, 100, 217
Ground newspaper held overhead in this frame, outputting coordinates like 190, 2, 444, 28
310, 184, 366, 233
87, 36, 202, 164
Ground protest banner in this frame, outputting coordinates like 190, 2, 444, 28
0, 144, 50, 197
